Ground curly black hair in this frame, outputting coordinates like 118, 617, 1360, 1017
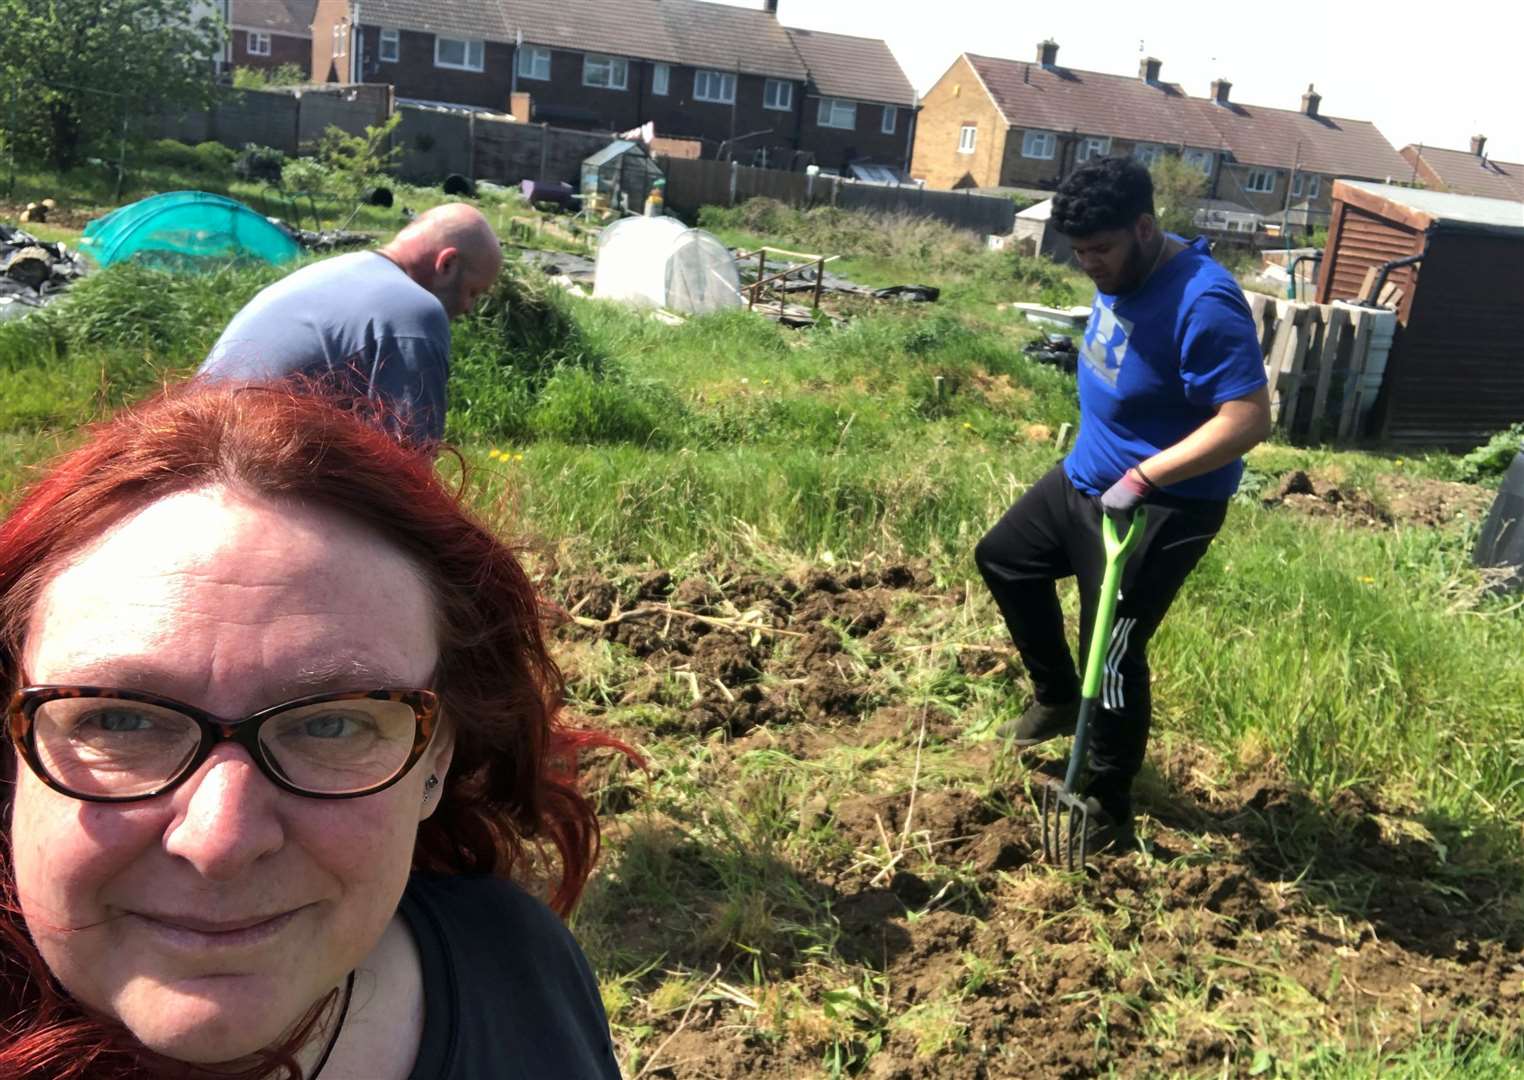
1050, 156, 1156, 237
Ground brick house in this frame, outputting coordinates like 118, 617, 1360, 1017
229, 0, 316, 77
1400, 137, 1524, 203
911, 41, 1409, 235
311, 0, 916, 171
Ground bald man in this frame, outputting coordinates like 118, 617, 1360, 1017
199, 203, 503, 446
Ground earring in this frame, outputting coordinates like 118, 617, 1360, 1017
422, 774, 440, 804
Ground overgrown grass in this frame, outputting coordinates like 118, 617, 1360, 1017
2, 194, 1521, 1077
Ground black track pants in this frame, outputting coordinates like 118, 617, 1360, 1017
974, 463, 1227, 797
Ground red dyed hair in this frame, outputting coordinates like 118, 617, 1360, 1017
0, 384, 618, 1079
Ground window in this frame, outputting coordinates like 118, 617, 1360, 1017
1076, 136, 1111, 162
517, 45, 549, 81
1022, 130, 1056, 160
331, 23, 347, 59
817, 97, 857, 129
247, 31, 271, 57
764, 79, 793, 112
1132, 142, 1163, 165
694, 69, 736, 104
652, 62, 670, 95
1246, 167, 1276, 193
958, 124, 977, 154
881, 106, 896, 135
1291, 173, 1320, 199
1183, 148, 1214, 174
378, 28, 399, 63
434, 37, 484, 72
582, 53, 628, 90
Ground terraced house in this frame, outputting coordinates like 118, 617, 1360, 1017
310, 0, 917, 173
912, 40, 1409, 236
1400, 137, 1524, 203
227, 0, 317, 77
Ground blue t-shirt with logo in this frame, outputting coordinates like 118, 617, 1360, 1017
1064, 236, 1267, 502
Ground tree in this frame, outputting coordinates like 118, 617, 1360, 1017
1149, 155, 1208, 239
0, 0, 224, 169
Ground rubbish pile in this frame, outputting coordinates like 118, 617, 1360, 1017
0, 223, 88, 322
1023, 333, 1078, 372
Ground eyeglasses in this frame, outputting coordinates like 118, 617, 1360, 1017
7, 685, 439, 803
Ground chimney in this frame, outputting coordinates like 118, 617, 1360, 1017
1139, 56, 1161, 83
1036, 39, 1059, 68
1210, 78, 1231, 106
1301, 83, 1321, 118
763, 0, 778, 11
1471, 134, 1487, 157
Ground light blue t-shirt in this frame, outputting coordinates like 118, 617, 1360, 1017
198, 251, 451, 444
1064, 236, 1267, 502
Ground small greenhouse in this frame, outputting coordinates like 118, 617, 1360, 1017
81, 191, 300, 268
580, 140, 664, 213
592, 216, 742, 315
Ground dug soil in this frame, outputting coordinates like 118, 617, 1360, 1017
1263, 468, 1493, 529
555, 560, 1522, 1078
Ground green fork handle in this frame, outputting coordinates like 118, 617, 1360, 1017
1062, 507, 1148, 794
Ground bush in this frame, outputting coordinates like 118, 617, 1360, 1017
138, 138, 236, 180
1005, 251, 1081, 307
1457, 423, 1524, 483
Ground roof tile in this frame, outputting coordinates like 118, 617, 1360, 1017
967, 53, 1409, 180
786, 28, 915, 107
230, 0, 317, 36
1401, 145, 1524, 202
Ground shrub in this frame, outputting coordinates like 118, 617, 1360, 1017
138, 138, 235, 180
1457, 423, 1524, 483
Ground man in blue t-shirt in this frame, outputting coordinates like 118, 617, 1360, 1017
198, 203, 502, 447
975, 157, 1270, 851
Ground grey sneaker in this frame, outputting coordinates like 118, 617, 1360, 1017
998, 700, 1080, 747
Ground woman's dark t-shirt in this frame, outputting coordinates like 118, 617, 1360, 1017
398, 874, 621, 1079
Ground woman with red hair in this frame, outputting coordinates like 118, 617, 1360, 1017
0, 385, 622, 1079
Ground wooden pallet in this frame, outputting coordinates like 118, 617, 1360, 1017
1245, 292, 1396, 443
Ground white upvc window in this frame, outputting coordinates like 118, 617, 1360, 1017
694, 69, 736, 104
378, 28, 399, 62
1133, 142, 1163, 165
1021, 129, 1056, 159
958, 124, 977, 154
817, 97, 857, 129
652, 62, 670, 95
1246, 167, 1277, 193
1183, 148, 1214, 174
764, 78, 793, 112
331, 23, 346, 59
1076, 136, 1111, 162
247, 31, 271, 57
516, 45, 550, 81
582, 53, 628, 90
434, 36, 484, 72
1291, 173, 1321, 199
881, 106, 896, 134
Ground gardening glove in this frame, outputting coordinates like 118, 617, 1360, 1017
1100, 468, 1153, 516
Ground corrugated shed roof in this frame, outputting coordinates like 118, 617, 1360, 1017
1340, 180, 1524, 235
1401, 145, 1524, 202
967, 54, 1223, 149
1187, 99, 1409, 180
230, 0, 316, 36
359, 0, 510, 42
965, 52, 1409, 179
785, 28, 915, 106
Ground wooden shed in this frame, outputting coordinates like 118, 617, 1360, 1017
1316, 180, 1524, 448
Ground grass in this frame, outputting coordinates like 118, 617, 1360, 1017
2, 189, 1522, 1078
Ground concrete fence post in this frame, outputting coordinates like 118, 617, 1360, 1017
729, 159, 738, 206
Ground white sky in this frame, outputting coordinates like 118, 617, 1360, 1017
712, 0, 1524, 163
